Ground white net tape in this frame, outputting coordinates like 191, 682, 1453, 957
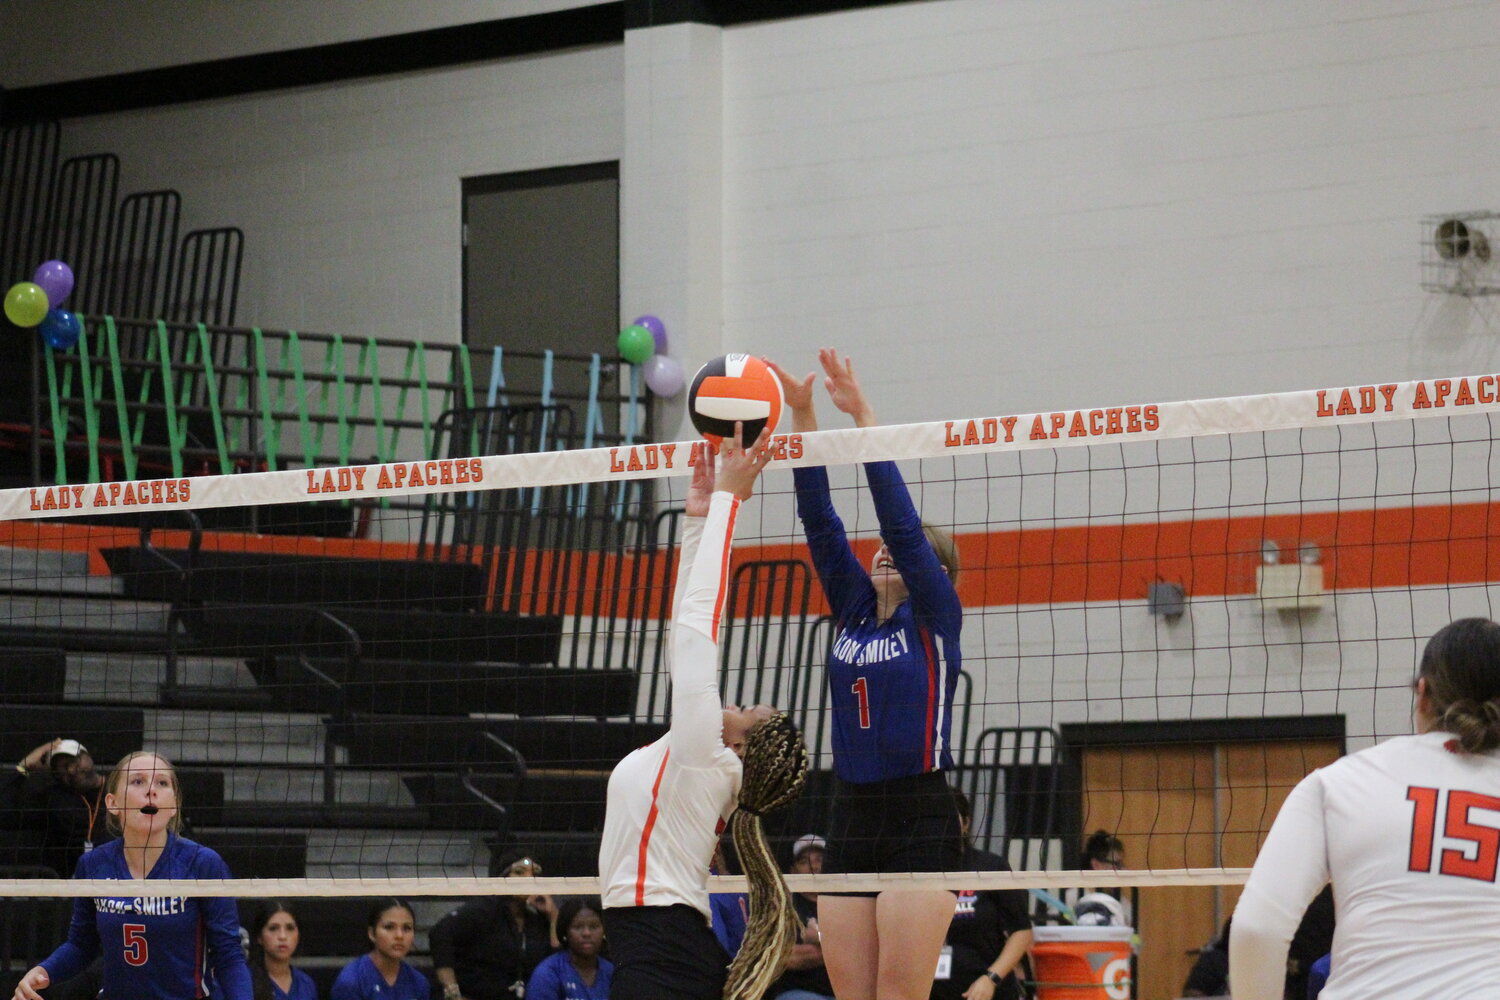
2, 374, 1491, 519
0, 869, 1250, 897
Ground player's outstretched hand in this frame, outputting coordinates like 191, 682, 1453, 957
686, 441, 716, 518
765, 357, 818, 433
716, 423, 773, 501
13, 966, 50, 1000
819, 348, 876, 428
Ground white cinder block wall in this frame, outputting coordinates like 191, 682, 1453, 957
11, 0, 1500, 746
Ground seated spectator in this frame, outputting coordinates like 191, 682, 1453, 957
1181, 920, 1230, 997
1179, 890, 1332, 999
769, 834, 834, 1000
932, 789, 1032, 1000
525, 896, 611, 1000
2, 738, 107, 876
709, 838, 749, 958
1307, 953, 1331, 999
1063, 829, 1132, 926
329, 899, 427, 1000
431, 849, 557, 1000
248, 900, 318, 1000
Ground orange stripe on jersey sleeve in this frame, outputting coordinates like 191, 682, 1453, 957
710, 498, 739, 638
635, 749, 672, 905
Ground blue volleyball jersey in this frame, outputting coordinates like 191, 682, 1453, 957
795, 461, 963, 783
267, 967, 318, 1000
328, 955, 428, 1000
40, 833, 252, 1000
524, 951, 614, 1000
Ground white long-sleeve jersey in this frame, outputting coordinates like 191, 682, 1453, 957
599, 491, 743, 921
1231, 730, 1500, 1000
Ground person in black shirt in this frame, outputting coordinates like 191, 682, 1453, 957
2, 739, 107, 877
430, 849, 559, 1000
770, 834, 835, 1000
1181, 920, 1230, 997
932, 789, 1033, 1000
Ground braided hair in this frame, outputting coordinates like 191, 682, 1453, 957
1420, 617, 1500, 753
724, 712, 809, 1000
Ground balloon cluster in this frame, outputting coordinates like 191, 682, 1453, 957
616, 314, 685, 397
4, 261, 81, 350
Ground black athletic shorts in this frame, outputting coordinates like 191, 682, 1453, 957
604, 903, 729, 1000
823, 770, 964, 895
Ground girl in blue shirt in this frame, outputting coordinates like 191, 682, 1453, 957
329, 900, 428, 1000
525, 896, 612, 1000
772, 349, 966, 1000
12, 750, 252, 1000
249, 900, 318, 1000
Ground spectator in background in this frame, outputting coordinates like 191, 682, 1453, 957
1063, 830, 1132, 926
1181, 920, 1230, 998
932, 790, 1032, 1000
525, 896, 612, 1000
1178, 893, 1333, 999
248, 900, 318, 1000
430, 849, 557, 1000
1080, 830, 1124, 872
769, 834, 835, 1000
1306, 953, 1330, 999
329, 899, 427, 1000
2, 738, 107, 877
709, 838, 749, 959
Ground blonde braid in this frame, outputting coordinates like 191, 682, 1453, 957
725, 713, 809, 1000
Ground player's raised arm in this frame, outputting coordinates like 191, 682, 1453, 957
669, 426, 771, 766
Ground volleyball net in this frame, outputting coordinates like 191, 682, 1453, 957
1, 372, 1496, 990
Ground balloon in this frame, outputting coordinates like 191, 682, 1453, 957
39, 309, 82, 350
632, 314, 667, 353
4, 282, 50, 328
617, 323, 655, 365
643, 354, 685, 397
32, 260, 74, 308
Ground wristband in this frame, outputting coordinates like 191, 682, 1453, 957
985, 971, 1004, 986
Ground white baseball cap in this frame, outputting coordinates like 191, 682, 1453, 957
792, 834, 827, 859
52, 739, 88, 759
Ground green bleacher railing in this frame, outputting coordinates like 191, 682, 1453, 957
37, 315, 650, 491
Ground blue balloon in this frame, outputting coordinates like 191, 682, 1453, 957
39, 309, 82, 350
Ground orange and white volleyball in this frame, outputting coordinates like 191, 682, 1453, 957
687, 354, 784, 446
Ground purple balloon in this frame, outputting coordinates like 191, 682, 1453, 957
33, 260, 74, 308
643, 354, 685, 397
632, 314, 667, 353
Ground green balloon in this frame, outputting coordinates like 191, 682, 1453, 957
617, 323, 655, 365
4, 282, 50, 328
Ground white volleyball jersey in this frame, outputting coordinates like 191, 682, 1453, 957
1232, 731, 1500, 1000
599, 491, 743, 921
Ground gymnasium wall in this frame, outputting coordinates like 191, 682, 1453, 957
21, 1, 1500, 421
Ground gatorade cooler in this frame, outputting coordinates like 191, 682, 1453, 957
1030, 925, 1134, 1000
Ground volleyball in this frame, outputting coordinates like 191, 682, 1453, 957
687, 353, 784, 446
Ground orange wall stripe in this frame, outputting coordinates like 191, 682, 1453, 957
4, 500, 1496, 612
